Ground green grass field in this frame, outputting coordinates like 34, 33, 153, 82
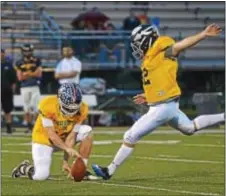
1, 127, 225, 196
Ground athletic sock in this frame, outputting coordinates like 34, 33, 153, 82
194, 113, 225, 130
82, 158, 88, 166
108, 144, 134, 175
6, 123, 12, 133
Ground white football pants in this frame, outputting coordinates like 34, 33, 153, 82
124, 100, 223, 144
32, 125, 92, 181
20, 86, 40, 114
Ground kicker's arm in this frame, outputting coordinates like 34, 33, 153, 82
169, 23, 222, 57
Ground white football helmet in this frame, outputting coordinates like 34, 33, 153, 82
131, 25, 159, 59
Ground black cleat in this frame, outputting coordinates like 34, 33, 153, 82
12, 160, 30, 178
6, 123, 13, 134
92, 164, 112, 180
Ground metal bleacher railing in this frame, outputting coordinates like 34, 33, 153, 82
2, 30, 224, 71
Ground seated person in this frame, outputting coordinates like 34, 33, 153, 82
99, 23, 122, 65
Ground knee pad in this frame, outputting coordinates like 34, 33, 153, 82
123, 130, 137, 144
76, 125, 93, 142
32, 168, 49, 181
179, 122, 195, 136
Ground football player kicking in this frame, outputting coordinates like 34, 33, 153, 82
92, 23, 225, 180
12, 83, 96, 180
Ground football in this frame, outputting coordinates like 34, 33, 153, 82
71, 157, 86, 182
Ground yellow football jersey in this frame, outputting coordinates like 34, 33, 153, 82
32, 96, 88, 146
141, 36, 181, 103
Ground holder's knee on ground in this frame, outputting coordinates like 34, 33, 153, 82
32, 158, 51, 181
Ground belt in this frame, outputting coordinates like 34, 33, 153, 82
148, 96, 180, 106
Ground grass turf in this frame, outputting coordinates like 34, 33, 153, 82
1, 127, 225, 196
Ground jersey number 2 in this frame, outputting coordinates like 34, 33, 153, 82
142, 68, 151, 85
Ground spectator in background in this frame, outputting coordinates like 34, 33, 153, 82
1, 49, 17, 134
97, 21, 105, 30
71, 20, 86, 60
123, 9, 141, 31
123, 9, 140, 67
99, 23, 122, 66
151, 17, 160, 28
55, 46, 82, 85
15, 44, 42, 133
137, 10, 150, 25
75, 20, 85, 30
84, 22, 99, 54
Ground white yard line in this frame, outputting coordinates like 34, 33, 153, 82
1, 174, 221, 196
3, 140, 181, 146
93, 130, 225, 134
89, 181, 221, 196
1, 137, 31, 140
158, 154, 180, 158
1, 150, 223, 164
184, 144, 224, 148
1, 129, 224, 137
202, 134, 225, 137
134, 156, 223, 164
4, 142, 32, 146
3, 140, 224, 148
93, 140, 181, 145
2, 150, 31, 154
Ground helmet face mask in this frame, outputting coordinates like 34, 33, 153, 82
23, 51, 33, 58
59, 99, 81, 117
131, 36, 151, 59
131, 25, 159, 59
58, 83, 83, 117
21, 44, 34, 58
131, 41, 144, 59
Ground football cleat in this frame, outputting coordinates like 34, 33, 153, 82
83, 170, 100, 181
92, 164, 112, 180
11, 160, 30, 178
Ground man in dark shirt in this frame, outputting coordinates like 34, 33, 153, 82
99, 23, 122, 65
1, 49, 17, 134
15, 44, 42, 133
123, 9, 141, 31
123, 9, 141, 67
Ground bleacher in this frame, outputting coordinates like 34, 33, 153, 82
36, 2, 224, 28
1, 1, 225, 70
